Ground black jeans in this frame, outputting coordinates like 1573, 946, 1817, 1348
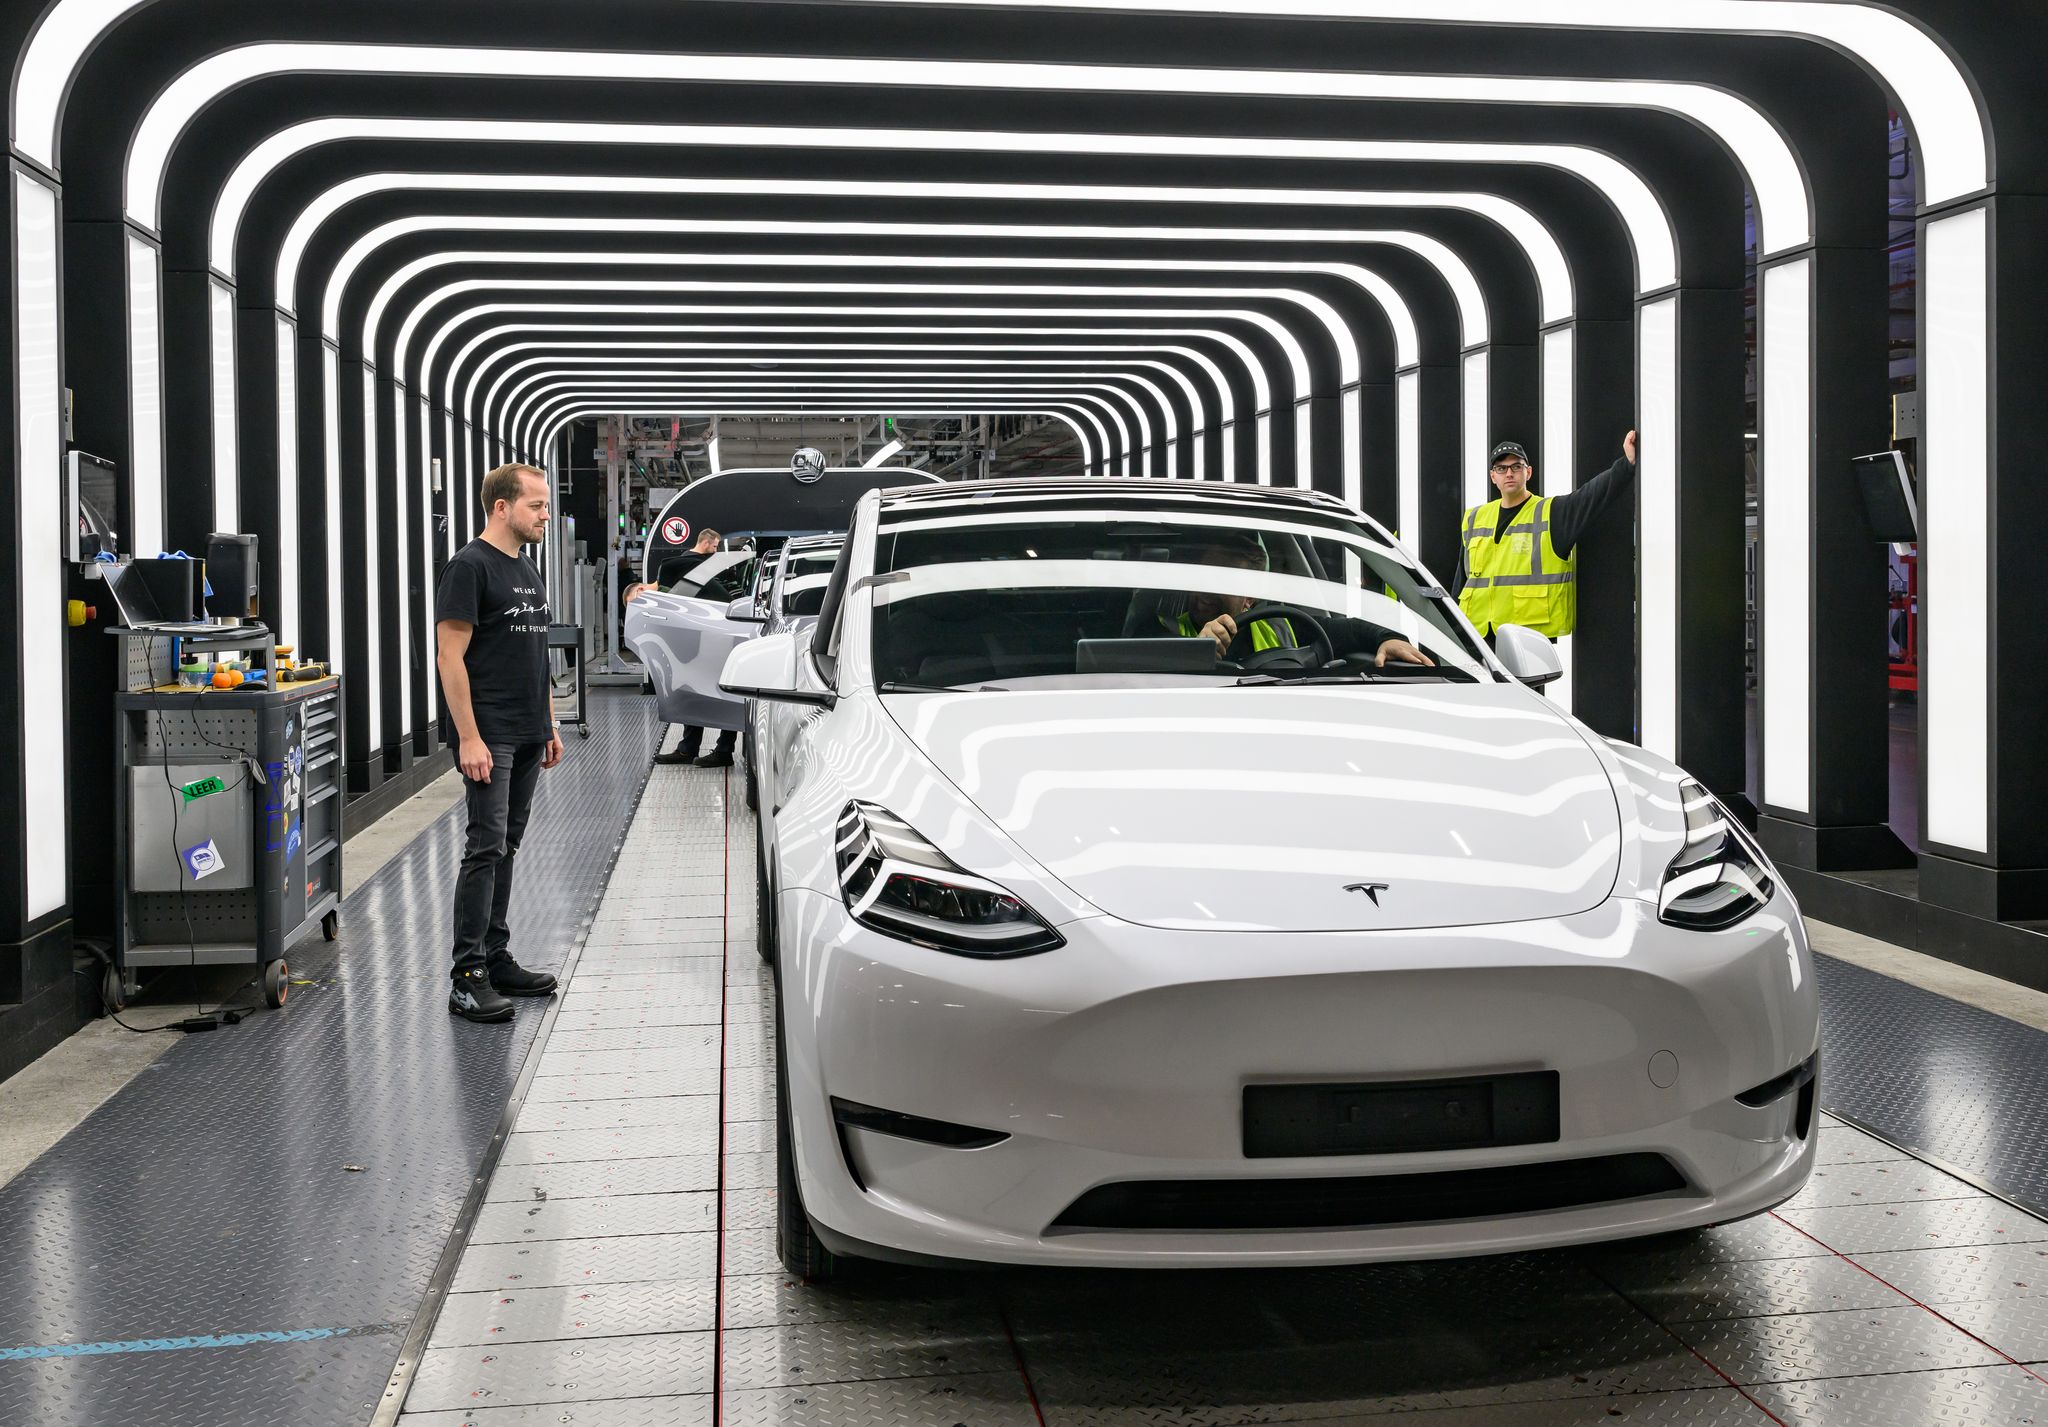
678, 725, 736, 757
451, 739, 546, 975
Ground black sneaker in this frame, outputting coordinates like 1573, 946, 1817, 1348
693, 748, 734, 768
653, 747, 699, 765
489, 959, 558, 997
449, 968, 515, 1022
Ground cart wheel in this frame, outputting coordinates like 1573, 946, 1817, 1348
578, 724, 590, 739
101, 965, 126, 1015
263, 959, 290, 1008
322, 909, 341, 941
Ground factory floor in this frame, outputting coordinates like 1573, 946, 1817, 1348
5, 690, 2048, 1426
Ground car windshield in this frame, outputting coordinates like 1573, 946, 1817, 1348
867, 500, 1495, 689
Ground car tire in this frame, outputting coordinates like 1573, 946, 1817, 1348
774, 981, 840, 1282
755, 825, 776, 966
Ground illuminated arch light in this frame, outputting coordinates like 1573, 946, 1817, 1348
531, 401, 1105, 477
412, 295, 1300, 485
124, 46, 1806, 253
506, 377, 1159, 479
505, 376, 1167, 476
509, 378, 1146, 479
271, 175, 1498, 335
350, 247, 1366, 389
508, 378, 1150, 471
367, 263, 1333, 486
486, 358, 1204, 477
447, 331, 1241, 480
27, 5, 1968, 211
232, 122, 1594, 305
346, 243, 1374, 491
312, 211, 1464, 356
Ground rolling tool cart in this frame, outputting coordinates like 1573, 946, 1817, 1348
549, 621, 591, 738
110, 626, 345, 1011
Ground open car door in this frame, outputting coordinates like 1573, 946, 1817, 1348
625, 585, 757, 731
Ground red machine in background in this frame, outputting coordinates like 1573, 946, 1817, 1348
1889, 548, 1918, 692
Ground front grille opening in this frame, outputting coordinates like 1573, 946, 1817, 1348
1736, 1053, 1819, 1110
1050, 1153, 1688, 1232
831, 1097, 1009, 1150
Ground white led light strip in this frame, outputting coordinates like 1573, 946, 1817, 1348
518, 386, 1131, 476
23, 4, 1979, 217
120, 46, 1808, 250
446, 331, 1241, 481
508, 378, 1156, 475
490, 362, 1195, 477
533, 403, 1097, 474
268, 172, 1503, 330
415, 299, 1292, 486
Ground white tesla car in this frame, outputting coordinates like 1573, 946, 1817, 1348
719, 478, 1818, 1278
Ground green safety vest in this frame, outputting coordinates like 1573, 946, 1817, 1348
1457, 496, 1577, 637
1166, 610, 1293, 652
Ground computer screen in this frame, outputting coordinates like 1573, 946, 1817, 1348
1851, 451, 1919, 544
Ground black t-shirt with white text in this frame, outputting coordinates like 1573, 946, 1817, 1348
436, 540, 551, 746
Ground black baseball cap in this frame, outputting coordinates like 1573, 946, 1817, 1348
1488, 441, 1531, 467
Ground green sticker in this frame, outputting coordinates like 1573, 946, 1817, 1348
180, 775, 226, 803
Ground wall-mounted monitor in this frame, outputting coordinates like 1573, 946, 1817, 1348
1851, 450, 1919, 546
66, 450, 118, 561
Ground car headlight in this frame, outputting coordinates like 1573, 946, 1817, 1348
1657, 780, 1776, 930
835, 802, 1064, 957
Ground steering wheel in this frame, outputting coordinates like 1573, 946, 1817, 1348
1225, 603, 1335, 671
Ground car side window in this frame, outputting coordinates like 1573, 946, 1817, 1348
810, 545, 854, 686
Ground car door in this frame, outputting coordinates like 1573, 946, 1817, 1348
624, 587, 754, 730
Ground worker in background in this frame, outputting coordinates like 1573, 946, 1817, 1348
622, 527, 740, 768
434, 462, 564, 1024
1455, 430, 1638, 639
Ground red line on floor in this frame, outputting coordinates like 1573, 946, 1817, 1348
713, 764, 732, 1425
1769, 1210, 2048, 1386
1582, 1261, 1789, 1426
997, 1298, 1050, 1427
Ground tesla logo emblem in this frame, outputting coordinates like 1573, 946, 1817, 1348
1344, 882, 1390, 906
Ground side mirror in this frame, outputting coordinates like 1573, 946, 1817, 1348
724, 595, 766, 624
1493, 624, 1563, 687
720, 630, 835, 707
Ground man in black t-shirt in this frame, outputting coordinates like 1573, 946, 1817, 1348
434, 462, 565, 1023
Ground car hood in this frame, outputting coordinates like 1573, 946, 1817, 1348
884, 684, 1623, 932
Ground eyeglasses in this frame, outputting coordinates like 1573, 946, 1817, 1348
1489, 461, 1530, 475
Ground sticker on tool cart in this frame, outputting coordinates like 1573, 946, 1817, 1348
662, 516, 689, 545
183, 839, 225, 883
179, 774, 225, 804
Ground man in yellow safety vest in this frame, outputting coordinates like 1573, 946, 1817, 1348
1456, 431, 1638, 639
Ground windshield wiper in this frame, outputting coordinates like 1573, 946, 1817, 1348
1233, 664, 1477, 687
876, 680, 1007, 693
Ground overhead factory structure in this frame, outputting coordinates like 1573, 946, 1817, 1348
1, 2, 2046, 1424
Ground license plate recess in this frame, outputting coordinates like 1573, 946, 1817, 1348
1243, 1072, 1560, 1158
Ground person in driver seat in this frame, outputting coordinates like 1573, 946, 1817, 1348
1162, 534, 1298, 657
1163, 533, 1436, 668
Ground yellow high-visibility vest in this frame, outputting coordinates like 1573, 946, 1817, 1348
1167, 610, 1291, 652
1458, 496, 1577, 637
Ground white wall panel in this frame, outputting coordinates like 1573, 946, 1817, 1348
1923, 208, 1990, 853
1760, 258, 1812, 814
1636, 296, 1679, 760
15, 173, 69, 918
124, 235, 164, 555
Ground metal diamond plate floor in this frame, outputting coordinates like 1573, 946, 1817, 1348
15, 703, 2048, 1427
0, 691, 660, 1427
